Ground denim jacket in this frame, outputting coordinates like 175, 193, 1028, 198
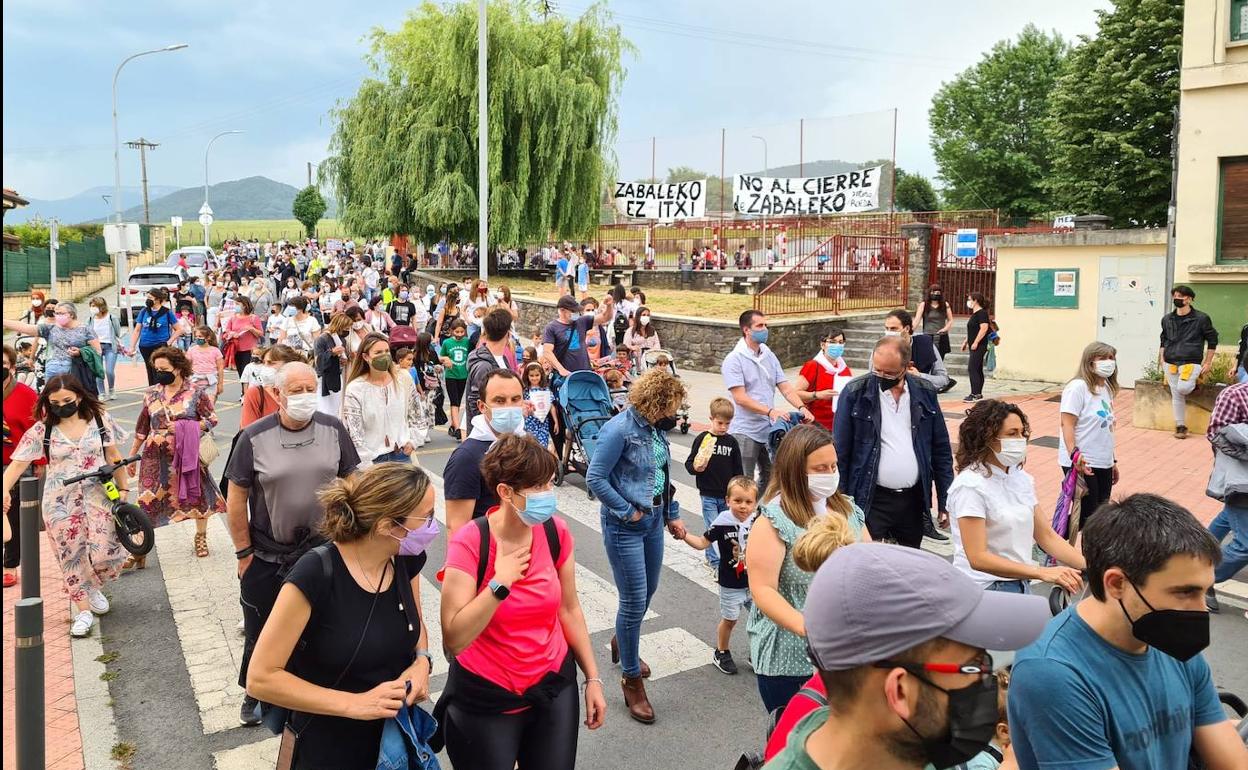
376, 702, 441, 770
832, 373, 954, 515
586, 407, 681, 522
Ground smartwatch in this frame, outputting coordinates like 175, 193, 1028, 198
488, 579, 510, 601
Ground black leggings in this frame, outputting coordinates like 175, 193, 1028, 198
968, 345, 987, 396
139, 344, 163, 386
444, 682, 580, 770
1062, 465, 1115, 529
234, 349, 253, 380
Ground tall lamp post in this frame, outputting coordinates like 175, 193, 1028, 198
111, 43, 187, 323
751, 135, 768, 264
477, 0, 489, 282
202, 130, 244, 247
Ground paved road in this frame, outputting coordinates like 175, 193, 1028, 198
86, 370, 1248, 770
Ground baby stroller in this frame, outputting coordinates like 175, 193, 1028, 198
554, 370, 614, 497
641, 349, 691, 433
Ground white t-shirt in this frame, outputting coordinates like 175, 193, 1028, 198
1057, 379, 1116, 469
949, 464, 1039, 587
281, 314, 321, 351
91, 316, 114, 345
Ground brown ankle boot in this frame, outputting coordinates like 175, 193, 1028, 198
610, 635, 652, 678
621, 675, 655, 724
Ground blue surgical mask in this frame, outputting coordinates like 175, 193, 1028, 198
826, 343, 845, 359
750, 328, 769, 345
284, 306, 297, 317
515, 489, 557, 526
399, 291, 410, 300
489, 406, 524, 434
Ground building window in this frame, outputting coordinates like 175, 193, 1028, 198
1220, 157, 1248, 262
1234, 0, 1248, 42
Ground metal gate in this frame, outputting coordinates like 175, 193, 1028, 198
754, 234, 909, 316
929, 226, 1061, 310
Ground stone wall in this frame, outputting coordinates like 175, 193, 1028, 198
512, 295, 879, 372
899, 222, 934, 309
419, 267, 788, 295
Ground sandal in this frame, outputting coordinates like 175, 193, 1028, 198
193, 533, 209, 558
122, 555, 146, 570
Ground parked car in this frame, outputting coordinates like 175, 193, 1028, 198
120, 266, 188, 325
165, 246, 215, 279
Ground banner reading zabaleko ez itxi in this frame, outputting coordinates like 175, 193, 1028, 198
613, 180, 707, 220
732, 165, 883, 216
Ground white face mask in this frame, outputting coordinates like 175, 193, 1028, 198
994, 438, 1028, 468
1094, 359, 1117, 378
883, 329, 902, 337
639, 315, 650, 326
255, 365, 277, 387
966, 300, 975, 310
807, 471, 841, 500
283, 392, 318, 422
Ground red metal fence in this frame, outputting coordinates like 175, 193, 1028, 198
753, 233, 909, 316
929, 226, 1062, 311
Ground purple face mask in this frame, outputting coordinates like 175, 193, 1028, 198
390, 517, 440, 556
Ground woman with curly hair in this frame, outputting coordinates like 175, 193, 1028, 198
586, 368, 688, 724
948, 398, 1085, 594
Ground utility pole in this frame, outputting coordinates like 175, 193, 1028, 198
125, 137, 159, 224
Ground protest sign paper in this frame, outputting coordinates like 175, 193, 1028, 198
732, 165, 883, 216
613, 180, 707, 219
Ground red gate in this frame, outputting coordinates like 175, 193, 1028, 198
754, 234, 909, 316
929, 226, 1062, 310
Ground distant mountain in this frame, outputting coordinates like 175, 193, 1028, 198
95, 176, 337, 223
7, 185, 184, 225
750, 159, 880, 178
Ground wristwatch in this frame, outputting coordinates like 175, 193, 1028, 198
488, 579, 510, 601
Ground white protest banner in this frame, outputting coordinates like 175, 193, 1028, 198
614, 180, 706, 220
732, 165, 883, 216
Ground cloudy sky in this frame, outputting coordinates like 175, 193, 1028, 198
2, 0, 1108, 202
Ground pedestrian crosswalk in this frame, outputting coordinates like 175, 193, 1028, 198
155, 442, 962, 768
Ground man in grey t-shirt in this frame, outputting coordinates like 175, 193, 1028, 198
224, 362, 359, 725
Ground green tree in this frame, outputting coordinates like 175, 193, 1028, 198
1046, 0, 1181, 226
324, 0, 629, 254
291, 185, 328, 239
893, 169, 941, 212
929, 24, 1069, 218
664, 166, 730, 213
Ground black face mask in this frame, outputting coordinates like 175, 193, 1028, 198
1172, 298, 1186, 309
1, 367, 9, 384
51, 401, 80, 420
877, 374, 902, 391
1119, 581, 1210, 661
654, 416, 678, 432
930, 293, 942, 300
901, 675, 1000, 770
153, 370, 177, 386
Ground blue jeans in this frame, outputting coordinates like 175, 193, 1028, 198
601, 507, 664, 678
757, 674, 809, 715
373, 449, 410, 464
1213, 504, 1248, 584
699, 496, 725, 567
986, 579, 1028, 594
96, 342, 118, 393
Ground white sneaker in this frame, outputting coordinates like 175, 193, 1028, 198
237, 618, 246, 636
86, 586, 111, 615
70, 610, 95, 637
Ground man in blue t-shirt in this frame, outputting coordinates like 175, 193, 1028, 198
541, 294, 614, 378
1009, 493, 1245, 770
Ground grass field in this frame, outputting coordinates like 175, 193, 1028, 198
166, 219, 349, 250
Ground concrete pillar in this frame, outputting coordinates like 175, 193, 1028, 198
900, 222, 935, 309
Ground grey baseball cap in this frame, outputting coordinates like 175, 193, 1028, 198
805, 543, 1051, 671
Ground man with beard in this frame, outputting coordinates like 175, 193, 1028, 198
766, 543, 1049, 770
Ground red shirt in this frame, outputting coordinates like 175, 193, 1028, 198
797, 358, 853, 432
444, 514, 573, 695
3, 381, 44, 467
764, 674, 825, 761
227, 314, 264, 353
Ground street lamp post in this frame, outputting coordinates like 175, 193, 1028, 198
111, 43, 187, 324
751, 135, 768, 266
202, 130, 244, 247
477, 0, 489, 282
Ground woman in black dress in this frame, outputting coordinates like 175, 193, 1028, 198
247, 462, 437, 769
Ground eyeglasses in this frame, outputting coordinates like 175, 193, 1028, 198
873, 651, 995, 686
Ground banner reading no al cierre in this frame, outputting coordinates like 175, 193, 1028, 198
732, 165, 883, 216
614, 180, 707, 220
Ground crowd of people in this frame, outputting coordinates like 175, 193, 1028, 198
1, 235, 1245, 770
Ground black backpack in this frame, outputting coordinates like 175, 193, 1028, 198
472, 515, 560, 591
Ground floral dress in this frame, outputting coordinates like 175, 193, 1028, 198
12, 415, 129, 605
134, 384, 226, 526
523, 387, 553, 448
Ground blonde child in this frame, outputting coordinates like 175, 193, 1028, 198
604, 369, 629, 413
684, 397, 744, 569
187, 325, 225, 402
681, 475, 758, 675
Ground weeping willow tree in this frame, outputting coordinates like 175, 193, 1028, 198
323, 1, 629, 252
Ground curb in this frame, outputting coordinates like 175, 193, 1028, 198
71, 625, 120, 770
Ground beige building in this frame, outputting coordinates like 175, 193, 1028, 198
1173, 0, 1248, 340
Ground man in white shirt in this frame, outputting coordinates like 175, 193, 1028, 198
833, 336, 954, 548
